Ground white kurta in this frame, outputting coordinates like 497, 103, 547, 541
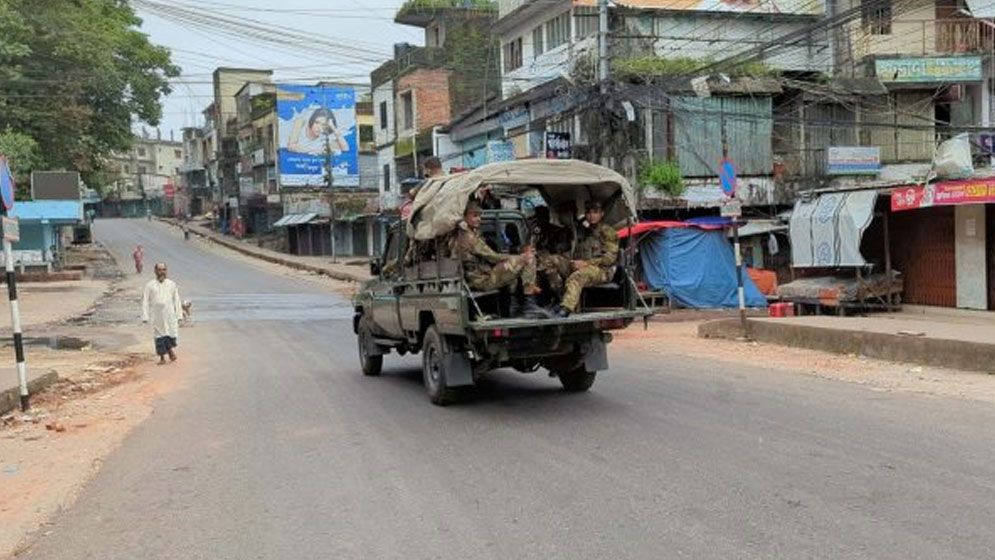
141, 278, 182, 339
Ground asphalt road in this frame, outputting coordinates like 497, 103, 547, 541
22, 219, 995, 559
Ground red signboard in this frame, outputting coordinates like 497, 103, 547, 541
891, 177, 995, 211
163, 184, 175, 198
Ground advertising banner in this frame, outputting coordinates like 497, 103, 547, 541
891, 177, 995, 211
277, 84, 359, 187
875, 56, 982, 83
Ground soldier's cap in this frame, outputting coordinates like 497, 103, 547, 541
586, 201, 604, 211
464, 200, 483, 215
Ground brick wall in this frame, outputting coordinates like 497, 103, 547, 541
397, 68, 452, 133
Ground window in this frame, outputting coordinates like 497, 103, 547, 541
503, 37, 523, 72
379, 101, 389, 130
383, 163, 391, 190
124, 165, 130, 174
137, 165, 147, 175
574, 7, 599, 39
174, 149, 182, 159
401, 91, 414, 131
137, 148, 147, 157
861, 0, 891, 35
360, 124, 374, 144
546, 12, 570, 50
532, 26, 544, 57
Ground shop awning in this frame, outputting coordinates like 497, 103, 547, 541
790, 191, 877, 268
272, 213, 319, 227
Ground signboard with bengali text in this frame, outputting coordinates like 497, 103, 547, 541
827, 146, 881, 175
876, 56, 982, 83
891, 177, 995, 211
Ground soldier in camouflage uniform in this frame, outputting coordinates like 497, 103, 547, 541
544, 201, 619, 317
452, 200, 546, 318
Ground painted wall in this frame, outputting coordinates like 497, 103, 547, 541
373, 82, 394, 148
955, 204, 988, 309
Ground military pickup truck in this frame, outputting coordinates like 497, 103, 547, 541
353, 160, 654, 405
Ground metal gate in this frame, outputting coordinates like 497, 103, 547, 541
890, 206, 956, 307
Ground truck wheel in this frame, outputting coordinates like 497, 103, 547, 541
357, 316, 383, 377
422, 326, 458, 406
558, 367, 597, 392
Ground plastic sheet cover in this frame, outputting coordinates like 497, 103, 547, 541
639, 228, 767, 309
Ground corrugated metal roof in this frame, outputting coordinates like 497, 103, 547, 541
10, 200, 83, 222
272, 213, 318, 227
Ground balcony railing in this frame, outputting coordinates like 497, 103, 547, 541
881, 18, 995, 55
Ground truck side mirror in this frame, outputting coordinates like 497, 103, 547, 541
370, 260, 381, 276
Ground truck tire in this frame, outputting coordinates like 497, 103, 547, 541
558, 367, 597, 392
357, 316, 383, 377
421, 325, 458, 406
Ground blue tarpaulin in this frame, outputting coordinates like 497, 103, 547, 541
640, 227, 767, 309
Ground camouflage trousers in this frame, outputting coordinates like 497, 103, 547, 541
466, 254, 538, 293
538, 254, 610, 312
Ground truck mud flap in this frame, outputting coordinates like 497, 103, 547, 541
583, 336, 609, 372
444, 352, 474, 387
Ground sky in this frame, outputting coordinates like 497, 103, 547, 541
133, 0, 422, 138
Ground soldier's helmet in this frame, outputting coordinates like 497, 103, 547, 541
586, 201, 603, 212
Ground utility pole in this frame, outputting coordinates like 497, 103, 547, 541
720, 111, 749, 340
598, 0, 610, 94
324, 134, 337, 263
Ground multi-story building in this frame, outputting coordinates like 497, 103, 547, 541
106, 132, 183, 202
790, 0, 995, 311
178, 127, 210, 216
370, 1, 500, 211
210, 68, 274, 229
233, 81, 279, 234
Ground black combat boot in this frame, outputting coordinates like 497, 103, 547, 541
550, 304, 570, 319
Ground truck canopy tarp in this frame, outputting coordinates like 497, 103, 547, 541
407, 160, 636, 241
640, 228, 767, 309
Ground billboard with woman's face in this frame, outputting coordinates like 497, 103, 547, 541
277, 84, 359, 187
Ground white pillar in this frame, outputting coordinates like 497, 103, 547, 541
955, 205, 987, 310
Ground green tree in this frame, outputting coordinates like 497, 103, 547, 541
0, 0, 178, 191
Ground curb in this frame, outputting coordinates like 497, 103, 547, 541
162, 219, 368, 284
0, 370, 58, 416
698, 318, 995, 374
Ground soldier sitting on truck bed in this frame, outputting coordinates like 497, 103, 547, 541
542, 201, 619, 318
452, 200, 548, 319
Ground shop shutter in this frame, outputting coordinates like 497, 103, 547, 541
889, 206, 956, 307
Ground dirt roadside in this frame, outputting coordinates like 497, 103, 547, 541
615, 315, 995, 404
0, 235, 361, 560
0, 243, 184, 558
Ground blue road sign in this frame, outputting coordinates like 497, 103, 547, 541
0, 157, 14, 211
719, 158, 736, 197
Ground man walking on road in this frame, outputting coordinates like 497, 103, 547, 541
132, 245, 144, 274
141, 263, 183, 365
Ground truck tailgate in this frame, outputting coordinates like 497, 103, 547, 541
469, 309, 653, 331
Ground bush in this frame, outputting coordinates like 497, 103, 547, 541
639, 161, 685, 197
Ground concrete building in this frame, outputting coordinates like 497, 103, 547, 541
210, 68, 274, 231
178, 127, 210, 216
106, 132, 183, 204
370, 2, 499, 212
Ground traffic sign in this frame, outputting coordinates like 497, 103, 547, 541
0, 157, 15, 211
2, 216, 19, 243
719, 158, 737, 196
720, 199, 742, 218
